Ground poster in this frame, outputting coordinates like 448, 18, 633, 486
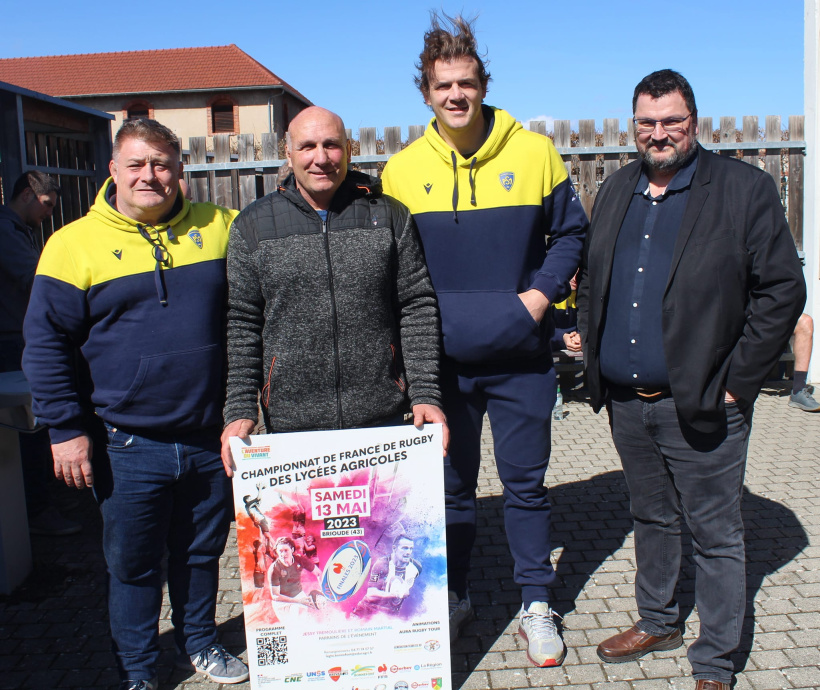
230, 423, 450, 690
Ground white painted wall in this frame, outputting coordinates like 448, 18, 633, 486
805, 0, 818, 382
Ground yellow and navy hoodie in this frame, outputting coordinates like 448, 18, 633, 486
382, 106, 588, 364
22, 179, 238, 444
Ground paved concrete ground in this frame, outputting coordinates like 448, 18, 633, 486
1, 382, 817, 689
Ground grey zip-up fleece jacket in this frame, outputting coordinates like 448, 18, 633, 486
224, 170, 442, 432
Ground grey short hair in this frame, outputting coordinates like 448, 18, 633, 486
114, 117, 181, 157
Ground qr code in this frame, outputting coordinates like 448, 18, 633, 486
257, 635, 288, 666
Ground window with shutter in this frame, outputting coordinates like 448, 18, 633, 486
212, 102, 235, 133
124, 100, 153, 120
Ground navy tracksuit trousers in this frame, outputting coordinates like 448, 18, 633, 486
442, 356, 558, 606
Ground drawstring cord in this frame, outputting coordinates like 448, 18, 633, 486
450, 152, 479, 222
450, 151, 459, 222
137, 223, 171, 306
154, 262, 168, 306
468, 157, 477, 206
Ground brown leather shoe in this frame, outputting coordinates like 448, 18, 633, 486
597, 624, 683, 663
694, 681, 730, 690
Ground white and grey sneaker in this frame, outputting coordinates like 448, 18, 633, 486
518, 601, 565, 667
448, 590, 475, 642
180, 643, 249, 684
789, 386, 820, 411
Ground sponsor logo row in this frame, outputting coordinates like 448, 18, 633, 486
269, 661, 444, 686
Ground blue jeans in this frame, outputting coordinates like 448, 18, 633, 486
442, 357, 557, 606
608, 392, 752, 684
93, 423, 232, 681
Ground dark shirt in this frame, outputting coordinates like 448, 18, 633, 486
0, 205, 39, 337
599, 151, 698, 388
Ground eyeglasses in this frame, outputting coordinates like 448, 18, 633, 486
633, 114, 692, 135
138, 223, 171, 267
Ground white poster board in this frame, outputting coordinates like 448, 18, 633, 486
230, 424, 450, 690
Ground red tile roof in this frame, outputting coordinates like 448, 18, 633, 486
0, 44, 310, 102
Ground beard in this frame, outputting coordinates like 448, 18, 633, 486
639, 133, 697, 172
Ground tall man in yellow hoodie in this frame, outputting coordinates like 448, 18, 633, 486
382, 14, 587, 666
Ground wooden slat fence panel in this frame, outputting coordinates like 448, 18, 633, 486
765, 115, 782, 192
66, 139, 80, 223
24, 131, 36, 167
59, 138, 77, 225
626, 119, 638, 164
188, 137, 208, 203
603, 118, 619, 179
529, 120, 547, 136
553, 120, 571, 179
408, 125, 424, 143
742, 116, 759, 168
261, 133, 278, 195
48, 134, 59, 169
359, 127, 378, 176
720, 116, 736, 156
46, 136, 61, 235
213, 134, 232, 209
578, 120, 596, 218
237, 133, 256, 211
697, 117, 713, 147
384, 127, 402, 156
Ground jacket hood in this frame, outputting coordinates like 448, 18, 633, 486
422, 106, 522, 220
423, 105, 522, 166
88, 177, 191, 232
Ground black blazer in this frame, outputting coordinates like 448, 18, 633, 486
578, 145, 806, 434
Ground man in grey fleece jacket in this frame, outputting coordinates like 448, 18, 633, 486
220, 107, 447, 472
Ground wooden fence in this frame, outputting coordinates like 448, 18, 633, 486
23, 131, 104, 241
0, 80, 112, 245
182, 115, 806, 250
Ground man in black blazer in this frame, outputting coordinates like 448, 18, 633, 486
577, 70, 805, 690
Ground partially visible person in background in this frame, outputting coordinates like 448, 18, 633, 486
0, 171, 80, 536
788, 313, 819, 411
551, 271, 581, 354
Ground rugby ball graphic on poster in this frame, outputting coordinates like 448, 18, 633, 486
321, 540, 372, 602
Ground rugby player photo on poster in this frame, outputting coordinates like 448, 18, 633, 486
352, 534, 423, 618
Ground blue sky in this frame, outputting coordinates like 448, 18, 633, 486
2, 0, 805, 138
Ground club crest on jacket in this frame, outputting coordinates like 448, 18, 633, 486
187, 228, 203, 248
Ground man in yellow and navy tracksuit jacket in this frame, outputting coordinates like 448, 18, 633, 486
381, 15, 587, 666
22, 119, 248, 689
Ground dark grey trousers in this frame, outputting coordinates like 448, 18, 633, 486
608, 393, 752, 683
